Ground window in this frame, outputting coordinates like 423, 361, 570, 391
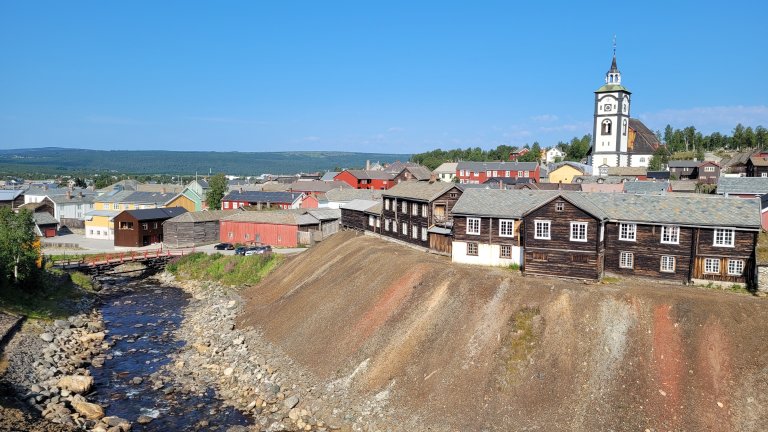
661, 225, 680, 244
89, 229, 93, 235
459, 170, 465, 176
392, 222, 397, 233
704, 166, 715, 172
531, 252, 547, 261
499, 219, 515, 237
113, 203, 119, 210
422, 204, 428, 217
601, 119, 612, 135
412, 203, 419, 216
402, 222, 407, 235
619, 251, 634, 269
505, 170, 510, 177
622, 119, 628, 136
762, 173, 768, 178
141, 223, 149, 230
153, 222, 158, 229
555, 202, 565, 212
467, 217, 480, 235
713, 228, 734, 247
449, 193, 458, 198
534, 220, 551, 240
369, 215, 375, 227
421, 227, 427, 241
119, 221, 134, 230
517, 171, 523, 177
639, 157, 645, 163
619, 223, 636, 241
704, 258, 720, 274
524, 171, 530, 178
385, 219, 390, 231
486, 170, 492, 177
500, 244, 512, 259
411, 225, 417, 239
467, 242, 478, 256
727, 259, 744, 276
570, 222, 587, 242
660, 256, 676, 273
401, 201, 407, 214
384, 199, 390, 210
244, 233, 250, 240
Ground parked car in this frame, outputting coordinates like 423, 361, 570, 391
244, 245, 272, 256
234, 246, 247, 255
214, 242, 235, 250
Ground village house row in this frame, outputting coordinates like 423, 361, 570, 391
340, 181, 760, 287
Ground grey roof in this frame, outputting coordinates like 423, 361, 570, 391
382, 182, 459, 202
668, 160, 701, 168
320, 172, 340, 181
305, 208, 342, 221
49, 194, 96, 205
548, 161, 592, 174
716, 177, 768, 195
33, 212, 58, 225
0, 189, 24, 201
342, 199, 380, 212
287, 180, 352, 193
222, 190, 303, 203
165, 209, 241, 223
628, 118, 661, 154
398, 165, 433, 180
623, 181, 670, 195
453, 190, 761, 229
456, 161, 539, 171
323, 188, 383, 203
84, 209, 120, 218
606, 166, 647, 176
433, 162, 458, 174
670, 180, 697, 192
98, 190, 176, 205
341, 170, 397, 180
122, 207, 187, 221
428, 226, 452, 235
222, 209, 320, 226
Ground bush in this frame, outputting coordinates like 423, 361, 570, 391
166, 252, 282, 287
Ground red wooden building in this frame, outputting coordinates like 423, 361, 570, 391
334, 170, 397, 190
455, 161, 540, 184
221, 191, 311, 210
219, 210, 321, 247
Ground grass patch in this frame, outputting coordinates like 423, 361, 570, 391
0, 271, 93, 319
507, 263, 521, 271
166, 252, 282, 287
497, 306, 541, 389
601, 276, 621, 284
757, 231, 768, 264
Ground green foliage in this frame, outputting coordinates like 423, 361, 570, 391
0, 208, 40, 287
648, 146, 670, 171
517, 142, 542, 162
206, 173, 228, 210
0, 270, 92, 319
69, 271, 93, 291
507, 263, 521, 271
166, 252, 282, 286
662, 123, 767, 153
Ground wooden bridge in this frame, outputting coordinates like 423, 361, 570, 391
51, 249, 193, 276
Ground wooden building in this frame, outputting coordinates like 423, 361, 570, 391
221, 191, 310, 210
747, 156, 768, 177
334, 170, 397, 190
340, 199, 381, 232
381, 181, 463, 248
668, 160, 701, 180
456, 161, 540, 184
163, 209, 241, 247
219, 209, 338, 247
113, 207, 187, 247
697, 161, 721, 184
0, 189, 24, 210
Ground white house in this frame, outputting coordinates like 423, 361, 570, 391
433, 162, 458, 182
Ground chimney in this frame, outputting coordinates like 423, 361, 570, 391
66, 190, 72, 199
78, 191, 83, 198
366, 160, 370, 170
429, 173, 437, 184
161, 187, 166, 194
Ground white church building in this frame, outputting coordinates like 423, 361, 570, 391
586, 49, 661, 174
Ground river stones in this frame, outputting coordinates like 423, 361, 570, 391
40, 332, 55, 342
79, 331, 105, 343
57, 375, 93, 393
71, 398, 105, 420
136, 414, 154, 424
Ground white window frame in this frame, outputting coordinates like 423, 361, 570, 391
422, 203, 428, 217
661, 225, 680, 245
402, 222, 407, 235
704, 166, 715, 172
421, 227, 427, 241
401, 201, 407, 214
619, 251, 634, 269
534, 220, 551, 240
727, 259, 744, 276
392, 222, 397, 233
384, 219, 390, 231
466, 242, 478, 256
368, 215, 375, 227
517, 170, 523, 176
660, 255, 675, 273
384, 199, 390, 211
555, 202, 564, 212
466, 217, 480, 235
412, 224, 418, 239
713, 228, 734, 247
412, 203, 418, 216
498, 219, 515, 238
570, 222, 588, 242
704, 258, 720, 274
619, 223, 637, 241
500, 244, 512, 259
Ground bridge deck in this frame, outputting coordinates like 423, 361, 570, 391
52, 249, 192, 274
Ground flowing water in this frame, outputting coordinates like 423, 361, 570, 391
89, 280, 251, 431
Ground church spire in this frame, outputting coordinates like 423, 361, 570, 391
606, 36, 621, 84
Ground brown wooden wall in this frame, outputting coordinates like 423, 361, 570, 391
604, 223, 693, 282
522, 197, 602, 280
381, 198, 430, 247
692, 228, 756, 284
429, 233, 453, 254
341, 208, 368, 231
114, 214, 167, 247
453, 216, 522, 247
163, 220, 221, 247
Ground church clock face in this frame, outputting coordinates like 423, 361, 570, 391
604, 104, 612, 112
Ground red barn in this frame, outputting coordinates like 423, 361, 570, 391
334, 170, 397, 190
456, 161, 540, 184
219, 210, 321, 247
221, 191, 307, 210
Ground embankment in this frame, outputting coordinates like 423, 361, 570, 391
239, 231, 768, 431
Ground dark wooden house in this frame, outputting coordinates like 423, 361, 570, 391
340, 199, 381, 232
113, 207, 187, 247
697, 161, 721, 184
668, 160, 700, 180
381, 181, 463, 248
0, 189, 24, 210
163, 209, 240, 247
747, 156, 768, 177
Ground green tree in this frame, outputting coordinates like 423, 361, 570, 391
0, 208, 39, 286
206, 173, 228, 210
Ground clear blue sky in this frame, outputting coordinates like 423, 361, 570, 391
1, 1, 766, 153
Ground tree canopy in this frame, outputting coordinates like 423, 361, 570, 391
206, 173, 228, 210
0, 208, 40, 287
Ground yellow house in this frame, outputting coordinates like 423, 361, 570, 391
84, 190, 176, 240
548, 162, 590, 184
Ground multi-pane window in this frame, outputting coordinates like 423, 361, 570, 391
467, 218, 481, 235
412, 225, 418, 239
467, 242, 478, 256
422, 204, 428, 217
555, 202, 565, 212
704, 166, 715, 172
369, 215, 375, 227
402, 222, 407, 235
660, 256, 676, 273
727, 259, 744, 276
704, 258, 720, 274
499, 219, 515, 237
517, 171, 523, 176
500, 244, 512, 259
401, 201, 407, 214
619, 223, 637, 241
392, 222, 397, 233
619, 251, 634, 269
421, 227, 427, 241
713, 228, 734, 247
570, 222, 587, 242
534, 220, 551, 240
412, 203, 419, 216
385, 219, 390, 231
384, 199, 390, 210
141, 223, 149, 230
661, 225, 680, 244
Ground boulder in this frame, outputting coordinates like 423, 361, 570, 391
284, 395, 300, 410
40, 333, 55, 342
71, 399, 104, 420
79, 332, 106, 344
57, 375, 93, 394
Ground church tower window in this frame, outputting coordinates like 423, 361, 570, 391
622, 119, 627, 135
602, 119, 612, 135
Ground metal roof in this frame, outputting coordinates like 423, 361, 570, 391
668, 160, 702, 168
33, 212, 58, 225
122, 207, 187, 221
716, 177, 768, 195
323, 188, 383, 202
0, 189, 23, 201
305, 208, 342, 221
340, 170, 397, 180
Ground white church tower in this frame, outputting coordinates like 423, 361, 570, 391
588, 43, 632, 174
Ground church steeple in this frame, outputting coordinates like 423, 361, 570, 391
606, 37, 621, 85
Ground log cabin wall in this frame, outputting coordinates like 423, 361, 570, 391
453, 216, 522, 247
522, 198, 603, 280
692, 228, 756, 284
340, 208, 369, 231
604, 223, 694, 282
381, 198, 430, 247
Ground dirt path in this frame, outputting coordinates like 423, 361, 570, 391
238, 231, 768, 431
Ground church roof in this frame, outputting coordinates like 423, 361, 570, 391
628, 118, 661, 154
595, 83, 630, 93
609, 54, 619, 73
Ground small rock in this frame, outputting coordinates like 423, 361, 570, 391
71, 399, 105, 420
137, 415, 153, 424
284, 395, 300, 410
131, 377, 143, 385
40, 333, 55, 342
58, 375, 94, 394
224, 367, 234, 377
717, 401, 724, 408
54, 319, 71, 329
658, 389, 667, 397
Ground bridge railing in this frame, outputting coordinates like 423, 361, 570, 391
51, 246, 195, 269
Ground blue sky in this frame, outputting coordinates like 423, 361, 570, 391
1, 1, 766, 153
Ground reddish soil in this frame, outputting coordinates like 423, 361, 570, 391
238, 231, 768, 431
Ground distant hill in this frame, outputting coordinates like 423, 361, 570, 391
0, 148, 411, 176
